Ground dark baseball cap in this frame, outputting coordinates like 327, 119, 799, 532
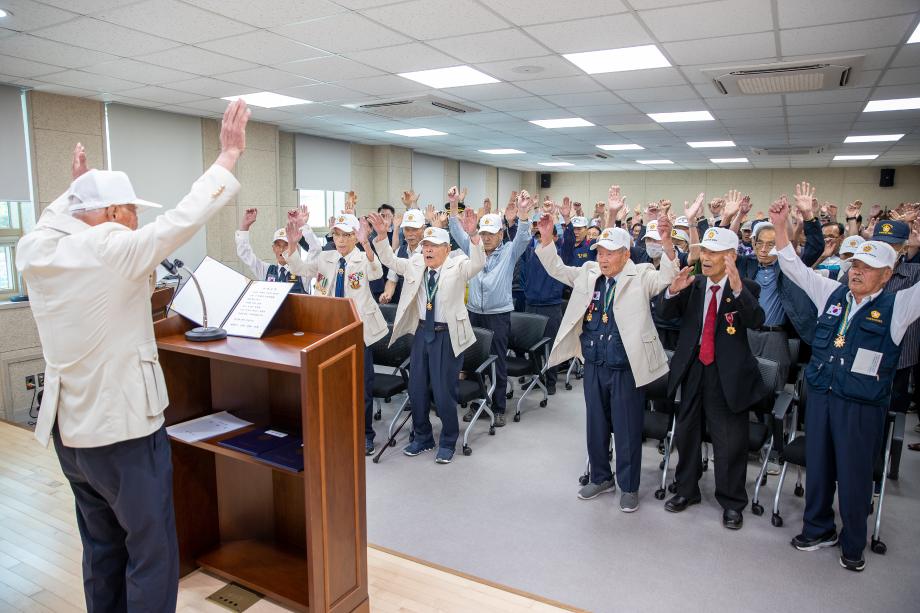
872, 220, 909, 244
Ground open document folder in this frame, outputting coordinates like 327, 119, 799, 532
169, 256, 293, 338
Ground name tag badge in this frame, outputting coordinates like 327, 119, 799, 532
826, 303, 842, 317
592, 291, 601, 301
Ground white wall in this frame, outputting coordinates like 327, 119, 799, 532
294, 133, 352, 191
498, 168, 523, 204
0, 85, 30, 202
459, 161, 487, 210
412, 152, 445, 208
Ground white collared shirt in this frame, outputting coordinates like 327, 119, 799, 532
417, 264, 446, 323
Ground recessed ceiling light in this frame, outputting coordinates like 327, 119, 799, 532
833, 154, 879, 161
688, 140, 735, 148
843, 134, 904, 143
222, 92, 311, 108
539, 162, 574, 167
864, 97, 920, 112
648, 111, 714, 123
479, 149, 525, 155
386, 128, 447, 137
596, 144, 644, 151
530, 118, 594, 129
636, 159, 674, 165
710, 158, 749, 163
398, 65, 499, 88
0, 9, 9, 18
909, 22, 920, 44
563, 44, 671, 75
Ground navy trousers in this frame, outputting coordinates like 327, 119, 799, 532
583, 364, 646, 492
803, 387, 886, 560
53, 425, 178, 613
468, 311, 511, 413
364, 345, 375, 442
525, 303, 562, 387
408, 328, 463, 450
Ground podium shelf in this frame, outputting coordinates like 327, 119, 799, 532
169, 425, 303, 474
157, 329, 325, 373
197, 539, 308, 611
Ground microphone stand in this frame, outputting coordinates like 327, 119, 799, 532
163, 258, 227, 342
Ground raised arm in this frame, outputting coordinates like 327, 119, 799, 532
368, 212, 411, 276
235, 208, 269, 280
534, 214, 580, 287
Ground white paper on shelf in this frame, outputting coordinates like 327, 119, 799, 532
223, 281, 293, 338
166, 410, 253, 442
170, 256, 251, 327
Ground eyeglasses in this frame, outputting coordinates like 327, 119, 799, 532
754, 241, 775, 250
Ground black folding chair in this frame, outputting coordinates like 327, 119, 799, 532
459, 327, 498, 455
505, 311, 551, 422
379, 303, 397, 324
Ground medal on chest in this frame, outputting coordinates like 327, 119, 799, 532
725, 311, 736, 335
315, 273, 328, 295
348, 271, 364, 290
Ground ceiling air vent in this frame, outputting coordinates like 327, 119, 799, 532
356, 95, 480, 119
552, 153, 610, 161
751, 146, 827, 156
703, 55, 864, 95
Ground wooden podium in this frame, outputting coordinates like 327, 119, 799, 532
154, 294, 369, 613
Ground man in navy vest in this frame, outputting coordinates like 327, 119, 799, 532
770, 194, 920, 572
236, 207, 308, 293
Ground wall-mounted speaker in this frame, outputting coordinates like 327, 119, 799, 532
879, 168, 894, 188
540, 173, 551, 188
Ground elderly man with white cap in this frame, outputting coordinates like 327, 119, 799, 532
448, 188, 534, 426
379, 207, 428, 305
769, 196, 920, 572
658, 225, 769, 530
15, 100, 250, 613
284, 210, 387, 456
536, 208, 677, 512
368, 208, 485, 464
236, 207, 310, 293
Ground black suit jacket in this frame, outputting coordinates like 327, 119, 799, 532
657, 276, 769, 412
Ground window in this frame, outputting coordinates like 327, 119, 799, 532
0, 201, 30, 299
298, 190, 345, 228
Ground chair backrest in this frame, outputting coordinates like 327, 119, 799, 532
508, 311, 548, 353
370, 325, 413, 368
462, 326, 494, 372
756, 355, 782, 396
787, 338, 801, 364
379, 303, 397, 324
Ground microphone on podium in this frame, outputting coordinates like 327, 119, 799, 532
162, 258, 227, 342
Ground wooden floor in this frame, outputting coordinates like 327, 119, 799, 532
0, 422, 580, 613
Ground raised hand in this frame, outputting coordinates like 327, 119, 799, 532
607, 185, 626, 212
240, 208, 258, 231
560, 196, 572, 221
845, 200, 862, 219
401, 190, 420, 208
573, 201, 584, 216
709, 198, 724, 216
447, 186, 461, 211
724, 254, 742, 294
425, 204, 437, 225
357, 217, 370, 244
643, 202, 659, 224
366, 212, 389, 237
217, 99, 250, 170
459, 186, 468, 202
393, 212, 404, 229
504, 197, 518, 225
685, 192, 705, 220
668, 266, 695, 295
507, 190, 518, 209
344, 191, 357, 214
517, 190, 535, 219
723, 189, 743, 219
71, 142, 89, 179
657, 212, 673, 246
594, 201, 606, 219
793, 181, 816, 217
285, 210, 303, 251
868, 203, 882, 219
435, 211, 449, 228
739, 195, 752, 218
482, 197, 492, 215
536, 213, 555, 245
769, 195, 790, 227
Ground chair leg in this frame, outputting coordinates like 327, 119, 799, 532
579, 454, 590, 486
462, 398, 495, 455
374, 407, 412, 464
373, 398, 382, 421
655, 425, 675, 500
871, 419, 895, 555
751, 438, 771, 516
386, 396, 410, 441
515, 371, 549, 421
771, 461, 790, 527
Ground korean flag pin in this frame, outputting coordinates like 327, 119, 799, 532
827, 303, 843, 316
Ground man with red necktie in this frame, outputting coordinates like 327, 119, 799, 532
657, 227, 769, 529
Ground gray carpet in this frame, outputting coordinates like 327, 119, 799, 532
365, 377, 919, 613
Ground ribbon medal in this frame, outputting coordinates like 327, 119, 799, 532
348, 271, 364, 290
724, 311, 736, 335
315, 273, 329, 295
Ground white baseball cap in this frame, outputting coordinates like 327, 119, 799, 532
674, 216, 690, 229
571, 216, 588, 228
671, 228, 690, 244
272, 228, 288, 244
695, 226, 739, 252
67, 169, 162, 212
849, 240, 897, 269
332, 213, 359, 233
590, 227, 631, 252
753, 221, 775, 240
741, 220, 753, 233
420, 226, 450, 245
642, 220, 661, 241
478, 213, 503, 234
839, 235, 865, 255
403, 208, 426, 228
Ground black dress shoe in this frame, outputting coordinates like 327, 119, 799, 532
723, 509, 743, 530
664, 494, 701, 513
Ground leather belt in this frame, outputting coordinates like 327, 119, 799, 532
757, 325, 785, 332
418, 320, 448, 332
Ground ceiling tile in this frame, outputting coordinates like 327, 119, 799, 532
776, 0, 919, 29
182, 0, 346, 28
135, 46, 259, 75
19, 81, 98, 97
31, 16, 180, 56
482, 0, 628, 27
780, 16, 912, 56
277, 82, 377, 103
879, 67, 920, 87
442, 82, 528, 102
361, 0, 510, 40
37, 69, 144, 92
517, 76, 606, 96
165, 77, 257, 98
484, 96, 559, 112
591, 67, 689, 91
0, 34, 118, 68
198, 31, 329, 65
663, 32, 776, 66
784, 87, 872, 105
523, 13, 652, 53
705, 95, 785, 109
617, 84, 700, 103
0, 0, 78, 31
0, 53, 65, 78
472, 55, 584, 83
543, 91, 625, 107
278, 56, 384, 82
335, 74, 433, 97
95, 0, 256, 44
640, 0, 773, 42
890, 44, 920, 68
85, 59, 197, 85
216, 67, 318, 91
37, 1, 129, 14
346, 43, 460, 73
427, 29, 551, 64
272, 12, 410, 53
116, 85, 210, 104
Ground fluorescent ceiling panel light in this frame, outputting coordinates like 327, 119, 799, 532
636, 159, 674, 165
479, 148, 525, 154
563, 44, 671, 74
0, 9, 9, 18
833, 154, 878, 161
596, 144, 644, 151
710, 158, 749, 163
688, 140, 735, 148
863, 98, 920, 112
386, 128, 447, 137
909, 22, 920, 44
843, 134, 904, 143
223, 92, 311, 108
647, 111, 714, 123
398, 65, 499, 88
539, 162, 573, 167
530, 118, 594, 129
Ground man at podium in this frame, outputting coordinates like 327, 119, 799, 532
16, 100, 250, 613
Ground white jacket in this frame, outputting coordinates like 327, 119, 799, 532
285, 245, 387, 346
536, 242, 676, 387
374, 238, 485, 356
16, 164, 241, 448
